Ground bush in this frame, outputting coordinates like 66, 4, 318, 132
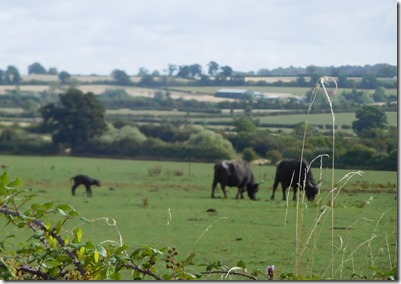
185, 129, 236, 160
242, 147, 257, 162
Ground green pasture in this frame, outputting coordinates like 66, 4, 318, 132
167, 86, 397, 97
187, 111, 397, 128
256, 112, 397, 127
0, 155, 397, 280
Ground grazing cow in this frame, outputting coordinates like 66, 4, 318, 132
71, 175, 101, 197
212, 160, 260, 200
271, 159, 318, 201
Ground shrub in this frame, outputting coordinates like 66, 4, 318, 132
242, 147, 257, 162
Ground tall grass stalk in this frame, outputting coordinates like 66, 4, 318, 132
279, 172, 294, 274
294, 76, 337, 276
188, 217, 228, 257
385, 232, 392, 270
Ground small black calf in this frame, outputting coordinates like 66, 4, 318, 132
71, 175, 101, 197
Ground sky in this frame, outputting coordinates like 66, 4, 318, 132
0, 0, 397, 75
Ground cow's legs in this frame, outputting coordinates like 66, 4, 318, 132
71, 182, 79, 196
282, 185, 287, 201
220, 185, 227, 198
85, 185, 92, 197
211, 180, 218, 198
271, 177, 280, 200
235, 187, 244, 199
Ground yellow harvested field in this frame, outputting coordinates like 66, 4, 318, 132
244, 76, 311, 83
0, 84, 235, 102
22, 74, 58, 82
0, 85, 51, 94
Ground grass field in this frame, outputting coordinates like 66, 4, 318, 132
0, 155, 397, 280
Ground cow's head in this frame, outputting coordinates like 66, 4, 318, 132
93, 179, 101, 186
247, 183, 260, 200
305, 181, 318, 201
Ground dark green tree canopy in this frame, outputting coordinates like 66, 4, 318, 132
233, 115, 257, 133
40, 89, 107, 153
5, 65, 21, 84
28, 62, 47, 74
352, 105, 388, 138
111, 69, 132, 85
207, 61, 219, 76
58, 71, 71, 84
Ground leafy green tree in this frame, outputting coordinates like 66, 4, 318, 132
0, 69, 4, 84
242, 147, 257, 162
185, 129, 236, 159
167, 64, 177, 76
98, 125, 146, 144
342, 88, 372, 104
138, 74, 157, 87
189, 64, 202, 78
28, 62, 47, 74
359, 74, 378, 89
4, 65, 21, 84
40, 89, 107, 153
48, 67, 58, 75
138, 67, 149, 76
266, 150, 282, 164
352, 105, 388, 138
58, 71, 71, 84
21, 99, 40, 115
337, 75, 352, 88
111, 69, 132, 85
233, 115, 257, 133
207, 61, 219, 76
372, 87, 386, 102
177, 64, 202, 78
177, 65, 189, 78
296, 76, 307, 87
220, 65, 233, 77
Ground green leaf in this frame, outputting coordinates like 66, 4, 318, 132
48, 267, 60, 277
184, 253, 197, 265
94, 249, 100, 263
96, 244, 107, 257
73, 228, 83, 243
31, 203, 42, 210
237, 260, 246, 269
85, 241, 96, 250
57, 208, 68, 216
0, 172, 10, 185
42, 201, 54, 210
115, 244, 128, 255
56, 203, 75, 211
8, 177, 23, 187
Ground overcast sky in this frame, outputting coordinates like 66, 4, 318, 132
0, 0, 397, 75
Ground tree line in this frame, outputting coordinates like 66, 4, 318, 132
0, 62, 397, 89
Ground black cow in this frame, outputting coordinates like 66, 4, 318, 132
71, 175, 101, 197
212, 160, 260, 200
271, 159, 318, 201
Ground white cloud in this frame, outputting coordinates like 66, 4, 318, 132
0, 0, 396, 75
